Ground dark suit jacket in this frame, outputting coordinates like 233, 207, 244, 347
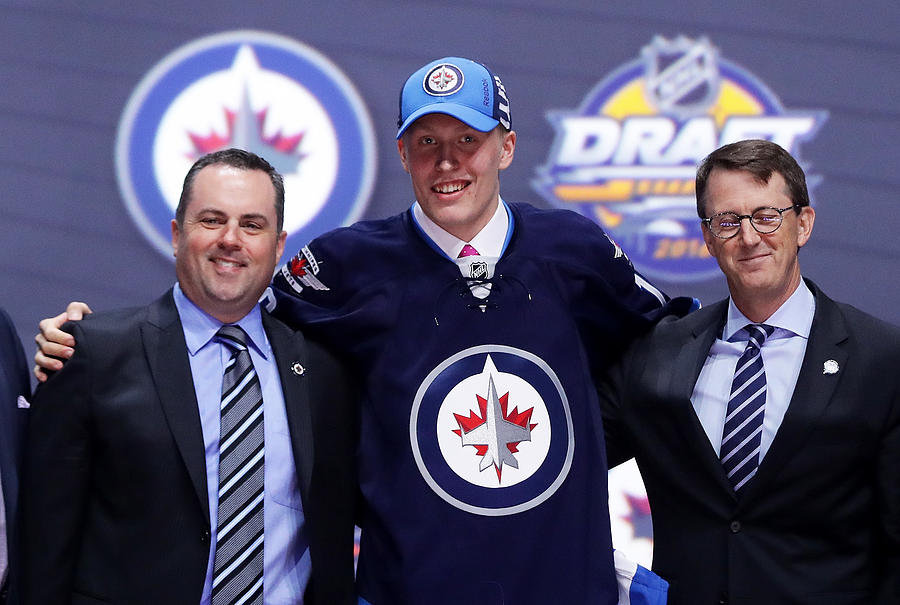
21, 291, 358, 605
600, 280, 900, 605
0, 308, 29, 605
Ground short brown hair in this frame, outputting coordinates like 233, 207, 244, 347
176, 148, 285, 230
695, 139, 809, 218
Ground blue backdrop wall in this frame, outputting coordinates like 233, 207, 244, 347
2, 0, 898, 564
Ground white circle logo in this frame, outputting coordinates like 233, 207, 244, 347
423, 63, 464, 96
411, 345, 574, 516
116, 30, 376, 259
436, 354, 551, 488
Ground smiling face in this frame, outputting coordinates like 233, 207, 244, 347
172, 163, 286, 323
397, 113, 516, 242
702, 168, 815, 321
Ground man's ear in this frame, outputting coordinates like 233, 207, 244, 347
397, 138, 410, 174
171, 219, 180, 258
498, 129, 516, 171
275, 230, 287, 262
701, 223, 718, 260
796, 206, 815, 248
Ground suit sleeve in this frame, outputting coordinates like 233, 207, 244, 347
876, 375, 900, 599
303, 339, 361, 604
596, 343, 636, 468
0, 308, 29, 400
21, 322, 93, 605
0, 309, 29, 604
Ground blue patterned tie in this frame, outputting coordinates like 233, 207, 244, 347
721, 323, 775, 492
212, 325, 264, 605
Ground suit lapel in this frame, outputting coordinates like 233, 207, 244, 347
143, 291, 210, 520
263, 312, 315, 504
671, 301, 739, 495
745, 282, 848, 499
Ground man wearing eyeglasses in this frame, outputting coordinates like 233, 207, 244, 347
599, 139, 900, 605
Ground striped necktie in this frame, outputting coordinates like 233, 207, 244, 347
721, 323, 775, 492
212, 325, 265, 605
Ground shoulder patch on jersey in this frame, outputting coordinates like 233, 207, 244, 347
604, 231, 627, 260
285, 247, 329, 292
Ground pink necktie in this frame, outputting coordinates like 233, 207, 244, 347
458, 244, 480, 258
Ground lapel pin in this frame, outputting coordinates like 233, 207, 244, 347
823, 359, 839, 375
291, 361, 306, 376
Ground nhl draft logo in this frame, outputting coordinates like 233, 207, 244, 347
534, 36, 827, 282
424, 63, 464, 96
116, 30, 376, 259
410, 345, 574, 516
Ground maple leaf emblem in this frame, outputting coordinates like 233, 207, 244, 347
431, 67, 457, 90
186, 85, 305, 177
452, 375, 538, 482
288, 256, 309, 277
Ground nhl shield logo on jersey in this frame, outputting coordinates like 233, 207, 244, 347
115, 30, 376, 259
469, 260, 489, 280
411, 345, 574, 516
533, 35, 827, 282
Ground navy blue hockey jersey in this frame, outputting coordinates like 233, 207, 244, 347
271, 202, 692, 604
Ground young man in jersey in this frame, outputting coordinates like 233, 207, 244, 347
270, 57, 691, 604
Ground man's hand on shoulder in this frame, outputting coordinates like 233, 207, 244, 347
34, 301, 92, 382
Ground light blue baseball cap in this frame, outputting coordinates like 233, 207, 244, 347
396, 57, 512, 138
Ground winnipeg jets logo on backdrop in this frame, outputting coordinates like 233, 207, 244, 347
411, 346, 574, 516
116, 30, 376, 259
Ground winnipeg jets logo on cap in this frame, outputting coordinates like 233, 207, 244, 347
424, 63, 464, 96
411, 345, 574, 516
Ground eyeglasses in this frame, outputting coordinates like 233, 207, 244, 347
701, 205, 799, 239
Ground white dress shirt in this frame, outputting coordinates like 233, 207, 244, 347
412, 198, 511, 299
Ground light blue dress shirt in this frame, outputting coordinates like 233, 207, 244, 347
173, 284, 309, 605
691, 281, 816, 461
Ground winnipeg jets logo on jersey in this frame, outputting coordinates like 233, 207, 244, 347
411, 346, 573, 516
451, 357, 539, 482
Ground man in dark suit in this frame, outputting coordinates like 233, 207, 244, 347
600, 139, 900, 604
21, 149, 357, 605
0, 308, 29, 605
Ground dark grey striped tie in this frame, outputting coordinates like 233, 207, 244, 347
212, 325, 264, 605
721, 323, 775, 492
